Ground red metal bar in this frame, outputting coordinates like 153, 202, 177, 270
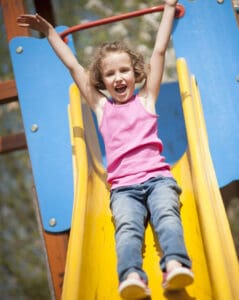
60, 4, 185, 42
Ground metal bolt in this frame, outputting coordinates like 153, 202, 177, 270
16, 46, 23, 54
31, 124, 39, 132
217, 0, 224, 4
49, 218, 57, 227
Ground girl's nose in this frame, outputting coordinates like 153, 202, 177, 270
115, 72, 122, 82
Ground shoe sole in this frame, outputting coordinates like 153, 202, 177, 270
119, 278, 151, 299
163, 267, 194, 291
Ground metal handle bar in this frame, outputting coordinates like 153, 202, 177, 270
60, 4, 185, 42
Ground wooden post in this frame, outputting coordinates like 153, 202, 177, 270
34, 0, 56, 26
0, 0, 28, 153
1, 0, 29, 40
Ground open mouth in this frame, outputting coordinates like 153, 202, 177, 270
115, 85, 127, 94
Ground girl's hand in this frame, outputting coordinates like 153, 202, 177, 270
17, 13, 52, 36
164, 0, 178, 6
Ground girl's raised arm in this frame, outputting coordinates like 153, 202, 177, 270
143, 0, 178, 102
17, 14, 100, 109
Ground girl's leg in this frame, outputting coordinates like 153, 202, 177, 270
146, 176, 192, 271
110, 186, 148, 283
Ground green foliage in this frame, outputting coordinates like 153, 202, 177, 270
0, 150, 51, 299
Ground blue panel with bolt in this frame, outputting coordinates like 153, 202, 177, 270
9, 27, 75, 233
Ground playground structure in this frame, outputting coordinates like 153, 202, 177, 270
1, 1, 239, 299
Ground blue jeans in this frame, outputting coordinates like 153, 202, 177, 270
110, 176, 192, 283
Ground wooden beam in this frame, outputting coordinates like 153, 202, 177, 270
0, 0, 28, 153
1, 0, 30, 42
43, 231, 69, 300
0, 80, 18, 104
0, 0, 28, 105
32, 186, 69, 300
0, 132, 27, 153
34, 0, 56, 26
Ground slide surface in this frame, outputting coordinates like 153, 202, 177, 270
62, 69, 239, 300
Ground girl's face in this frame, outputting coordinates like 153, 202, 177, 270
101, 52, 136, 104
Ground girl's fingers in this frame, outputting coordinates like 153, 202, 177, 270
17, 15, 36, 22
17, 23, 29, 27
17, 16, 39, 29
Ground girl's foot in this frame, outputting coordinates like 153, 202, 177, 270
162, 262, 194, 291
119, 272, 151, 299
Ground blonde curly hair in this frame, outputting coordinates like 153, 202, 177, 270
89, 41, 147, 90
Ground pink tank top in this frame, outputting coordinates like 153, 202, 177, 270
99, 94, 172, 189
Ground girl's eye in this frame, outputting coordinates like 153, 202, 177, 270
105, 71, 114, 77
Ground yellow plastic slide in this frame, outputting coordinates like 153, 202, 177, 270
62, 58, 239, 300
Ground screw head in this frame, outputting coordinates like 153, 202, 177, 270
16, 46, 23, 54
217, 0, 224, 4
31, 124, 39, 132
49, 218, 57, 227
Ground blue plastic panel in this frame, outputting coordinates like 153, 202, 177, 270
10, 27, 74, 232
156, 82, 187, 165
173, 1, 239, 187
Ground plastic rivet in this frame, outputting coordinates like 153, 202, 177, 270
49, 218, 57, 227
16, 46, 23, 54
31, 124, 39, 132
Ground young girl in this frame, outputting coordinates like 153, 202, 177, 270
17, 1, 194, 299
